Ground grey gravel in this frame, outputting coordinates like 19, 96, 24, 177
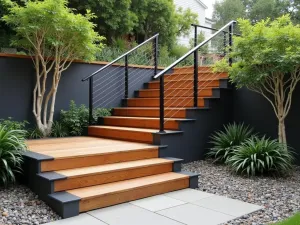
0, 184, 60, 225
182, 160, 300, 225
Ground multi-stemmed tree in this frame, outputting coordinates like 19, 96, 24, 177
3, 0, 104, 137
216, 15, 300, 144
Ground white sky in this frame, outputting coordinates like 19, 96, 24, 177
201, 0, 216, 19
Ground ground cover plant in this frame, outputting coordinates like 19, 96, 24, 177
0, 124, 27, 186
207, 123, 254, 163
227, 136, 294, 176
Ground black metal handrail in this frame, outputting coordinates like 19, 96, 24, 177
82, 33, 159, 124
191, 24, 240, 36
82, 33, 159, 82
154, 20, 236, 133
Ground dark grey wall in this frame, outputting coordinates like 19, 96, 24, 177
232, 87, 300, 164
0, 56, 156, 124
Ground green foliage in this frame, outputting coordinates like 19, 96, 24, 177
51, 121, 68, 138
60, 100, 111, 136
169, 44, 190, 59
213, 58, 230, 73
3, 0, 104, 61
96, 47, 124, 62
227, 136, 294, 176
69, 0, 198, 48
2, 0, 105, 136
175, 7, 198, 37
274, 213, 300, 225
0, 124, 27, 187
213, 0, 300, 28
133, 0, 177, 48
28, 126, 44, 140
229, 16, 300, 89
224, 16, 300, 144
68, 0, 137, 42
0, 117, 28, 131
158, 45, 177, 67
207, 123, 254, 163
60, 101, 90, 136
249, 0, 279, 22
213, 0, 245, 29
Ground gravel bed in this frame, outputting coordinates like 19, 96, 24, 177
182, 160, 300, 225
0, 185, 60, 225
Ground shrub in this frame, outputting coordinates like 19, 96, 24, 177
227, 136, 294, 176
0, 125, 27, 186
0, 117, 29, 131
207, 123, 254, 163
28, 127, 44, 140
51, 121, 68, 138
60, 100, 111, 136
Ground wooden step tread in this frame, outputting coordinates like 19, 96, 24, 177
55, 158, 173, 178
27, 137, 157, 159
26, 137, 101, 146
127, 97, 205, 100
103, 116, 187, 121
149, 78, 221, 84
89, 125, 174, 133
41, 145, 158, 159
67, 172, 188, 199
113, 107, 187, 110
27, 138, 153, 152
139, 88, 214, 91
167, 72, 226, 75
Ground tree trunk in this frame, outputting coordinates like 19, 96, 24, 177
278, 119, 287, 145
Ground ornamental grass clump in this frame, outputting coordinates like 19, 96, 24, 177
0, 125, 27, 186
207, 123, 254, 163
227, 136, 294, 176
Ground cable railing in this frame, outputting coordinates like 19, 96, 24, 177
82, 34, 159, 124
153, 21, 237, 133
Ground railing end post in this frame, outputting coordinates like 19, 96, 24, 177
89, 77, 94, 125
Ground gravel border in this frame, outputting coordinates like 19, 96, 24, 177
182, 160, 300, 225
0, 185, 60, 225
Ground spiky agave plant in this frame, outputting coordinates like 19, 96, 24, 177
207, 123, 255, 163
227, 136, 294, 176
0, 125, 27, 186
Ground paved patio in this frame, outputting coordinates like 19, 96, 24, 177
45, 189, 263, 225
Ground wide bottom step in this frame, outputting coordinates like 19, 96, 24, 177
49, 172, 197, 218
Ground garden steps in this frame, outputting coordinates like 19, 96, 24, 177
23, 66, 231, 219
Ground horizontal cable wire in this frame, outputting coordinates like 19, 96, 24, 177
93, 47, 155, 107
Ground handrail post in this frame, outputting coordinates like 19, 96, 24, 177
159, 75, 165, 133
194, 25, 198, 47
228, 23, 233, 66
89, 77, 94, 125
125, 55, 129, 98
194, 25, 199, 107
153, 36, 158, 76
223, 31, 227, 57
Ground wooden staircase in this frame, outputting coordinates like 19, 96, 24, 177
23, 67, 228, 218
